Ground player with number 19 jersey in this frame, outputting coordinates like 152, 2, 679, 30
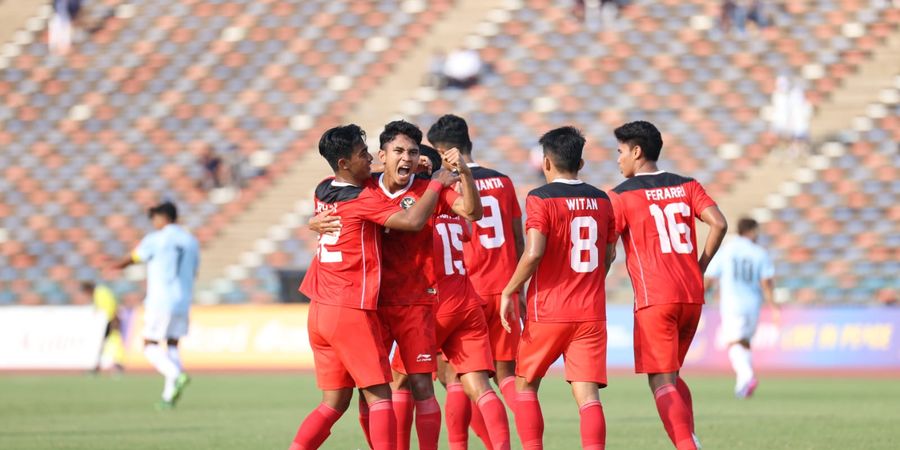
463, 164, 523, 360
608, 171, 717, 373
518, 180, 615, 384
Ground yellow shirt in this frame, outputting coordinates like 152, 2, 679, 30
93, 284, 118, 321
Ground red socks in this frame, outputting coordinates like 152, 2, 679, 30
514, 391, 543, 449
579, 400, 606, 450
654, 384, 697, 450
445, 383, 471, 450
675, 377, 695, 434
469, 399, 493, 449
499, 376, 517, 412
358, 395, 374, 450
476, 390, 512, 450
369, 399, 398, 450
392, 391, 414, 450
414, 397, 442, 450
290, 403, 342, 450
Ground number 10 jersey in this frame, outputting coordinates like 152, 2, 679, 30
524, 180, 616, 323
608, 171, 718, 310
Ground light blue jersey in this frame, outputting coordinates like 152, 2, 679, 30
133, 224, 199, 314
706, 236, 774, 315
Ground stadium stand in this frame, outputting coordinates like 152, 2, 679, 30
0, 0, 896, 305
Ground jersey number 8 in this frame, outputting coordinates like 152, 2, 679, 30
570, 216, 599, 273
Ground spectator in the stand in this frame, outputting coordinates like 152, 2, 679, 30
443, 47, 483, 89
424, 49, 447, 88
198, 146, 223, 190
770, 75, 811, 155
49, 0, 84, 54
722, 0, 771, 35
573, 0, 628, 23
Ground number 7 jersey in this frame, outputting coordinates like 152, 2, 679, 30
608, 171, 718, 310
524, 180, 616, 322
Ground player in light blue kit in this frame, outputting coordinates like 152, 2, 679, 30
705, 218, 777, 399
111, 201, 199, 409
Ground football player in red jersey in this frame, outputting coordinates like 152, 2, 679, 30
374, 120, 482, 450
426, 116, 524, 442
500, 126, 616, 450
608, 121, 728, 450
289, 124, 458, 450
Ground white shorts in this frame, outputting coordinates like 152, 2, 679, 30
143, 310, 189, 342
720, 312, 759, 343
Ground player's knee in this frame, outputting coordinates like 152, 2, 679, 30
322, 389, 353, 413
409, 374, 435, 400
460, 372, 492, 399
494, 360, 516, 382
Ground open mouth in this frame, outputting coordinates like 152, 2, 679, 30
398, 166, 411, 177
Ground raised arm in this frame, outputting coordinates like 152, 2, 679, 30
697, 205, 728, 273
445, 148, 483, 221
383, 170, 459, 231
500, 228, 547, 332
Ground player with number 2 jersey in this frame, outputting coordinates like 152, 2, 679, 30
609, 121, 728, 450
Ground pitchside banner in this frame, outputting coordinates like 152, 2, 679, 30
0, 306, 107, 369
4, 305, 898, 370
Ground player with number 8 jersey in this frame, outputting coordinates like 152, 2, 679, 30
609, 121, 728, 450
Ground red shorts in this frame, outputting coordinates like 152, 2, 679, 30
308, 301, 392, 390
379, 304, 437, 374
633, 303, 702, 374
393, 306, 494, 376
482, 293, 521, 361
516, 320, 607, 386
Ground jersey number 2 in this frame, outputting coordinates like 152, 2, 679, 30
570, 217, 599, 273
649, 202, 693, 254
318, 231, 342, 263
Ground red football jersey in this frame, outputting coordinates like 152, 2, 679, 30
299, 178, 402, 310
462, 164, 523, 295
432, 213, 482, 316
608, 171, 718, 310
376, 174, 459, 306
524, 180, 616, 323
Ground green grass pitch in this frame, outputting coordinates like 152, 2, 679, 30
1, 373, 897, 449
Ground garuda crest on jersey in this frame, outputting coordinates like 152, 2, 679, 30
400, 196, 416, 209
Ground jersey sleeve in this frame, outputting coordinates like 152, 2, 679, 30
505, 179, 522, 218
605, 204, 617, 244
608, 191, 627, 235
439, 186, 461, 216
688, 180, 717, 218
524, 195, 550, 235
356, 192, 404, 226
132, 234, 155, 262
760, 252, 775, 279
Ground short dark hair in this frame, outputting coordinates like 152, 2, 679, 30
539, 126, 585, 173
426, 114, 472, 154
79, 281, 95, 293
614, 121, 663, 161
148, 201, 177, 222
419, 144, 442, 175
379, 120, 422, 149
737, 217, 759, 236
319, 124, 366, 171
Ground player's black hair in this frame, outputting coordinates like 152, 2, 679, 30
419, 144, 442, 176
426, 114, 472, 154
319, 124, 367, 171
614, 121, 663, 161
148, 201, 177, 222
538, 126, 585, 173
79, 281, 95, 293
379, 120, 422, 149
737, 217, 759, 236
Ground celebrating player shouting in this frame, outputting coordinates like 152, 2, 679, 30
500, 127, 616, 450
290, 124, 457, 450
373, 120, 482, 450
608, 121, 728, 450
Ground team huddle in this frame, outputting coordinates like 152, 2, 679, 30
292, 116, 728, 450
